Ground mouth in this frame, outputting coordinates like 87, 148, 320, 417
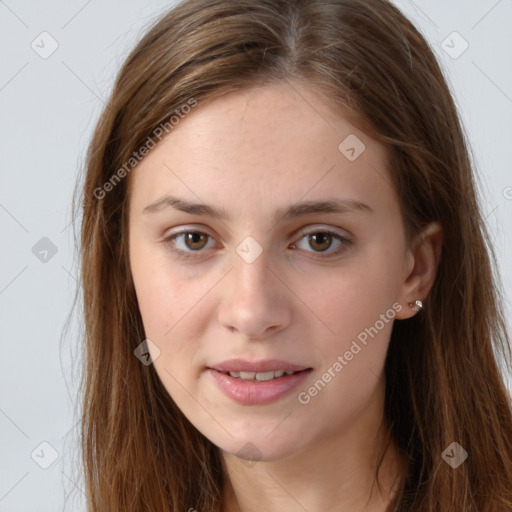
215, 369, 310, 381
208, 358, 311, 375
206, 360, 313, 405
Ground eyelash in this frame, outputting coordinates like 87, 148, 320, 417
162, 228, 353, 260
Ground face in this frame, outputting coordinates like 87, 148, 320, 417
128, 80, 416, 462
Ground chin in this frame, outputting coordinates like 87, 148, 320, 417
213, 431, 305, 464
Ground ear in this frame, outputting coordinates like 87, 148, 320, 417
394, 222, 443, 320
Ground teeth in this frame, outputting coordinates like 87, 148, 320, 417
227, 370, 298, 381
255, 371, 275, 381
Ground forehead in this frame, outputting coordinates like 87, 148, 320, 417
129, 81, 395, 217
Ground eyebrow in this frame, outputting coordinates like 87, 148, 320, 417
142, 195, 373, 222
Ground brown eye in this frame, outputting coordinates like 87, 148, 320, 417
183, 232, 209, 251
293, 228, 352, 257
308, 233, 333, 252
164, 230, 215, 258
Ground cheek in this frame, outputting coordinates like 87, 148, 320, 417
299, 254, 401, 370
130, 245, 187, 365
130, 245, 217, 387
131, 257, 202, 396
304, 267, 395, 337
291, 269, 396, 424
130, 242, 197, 333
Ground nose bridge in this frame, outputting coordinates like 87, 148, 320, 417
231, 244, 274, 300
218, 242, 290, 337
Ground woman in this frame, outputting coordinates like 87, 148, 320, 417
77, 0, 512, 510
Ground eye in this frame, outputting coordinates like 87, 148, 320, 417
292, 228, 352, 256
163, 230, 216, 258
163, 227, 352, 260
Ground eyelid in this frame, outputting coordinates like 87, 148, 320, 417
293, 224, 352, 241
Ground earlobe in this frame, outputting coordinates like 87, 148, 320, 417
395, 222, 443, 320
408, 299, 423, 312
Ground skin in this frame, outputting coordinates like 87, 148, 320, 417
128, 80, 443, 512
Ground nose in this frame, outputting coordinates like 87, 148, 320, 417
217, 251, 292, 339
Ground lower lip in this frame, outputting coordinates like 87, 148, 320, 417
207, 368, 313, 405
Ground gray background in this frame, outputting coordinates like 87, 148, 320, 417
0, 1, 511, 510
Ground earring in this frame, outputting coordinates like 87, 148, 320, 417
408, 299, 423, 312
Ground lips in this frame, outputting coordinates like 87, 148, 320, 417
207, 365, 313, 405
206, 359, 313, 400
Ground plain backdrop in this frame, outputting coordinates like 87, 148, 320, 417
0, 1, 511, 510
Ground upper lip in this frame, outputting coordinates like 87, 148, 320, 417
208, 359, 311, 373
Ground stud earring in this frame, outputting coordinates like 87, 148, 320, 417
408, 299, 423, 312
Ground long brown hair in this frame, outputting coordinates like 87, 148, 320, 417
75, 0, 512, 510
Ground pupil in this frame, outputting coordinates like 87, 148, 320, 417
187, 232, 206, 249
311, 233, 331, 251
